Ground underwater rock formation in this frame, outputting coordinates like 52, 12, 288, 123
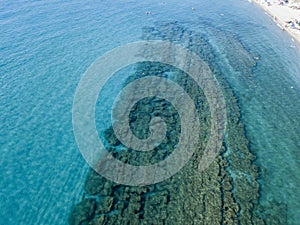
69, 22, 286, 225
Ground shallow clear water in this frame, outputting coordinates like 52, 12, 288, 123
1, 0, 299, 224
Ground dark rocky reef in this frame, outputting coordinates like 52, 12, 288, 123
69, 22, 286, 225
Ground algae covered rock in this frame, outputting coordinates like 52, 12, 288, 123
69, 22, 279, 225
85, 170, 113, 196
69, 198, 96, 225
95, 196, 114, 214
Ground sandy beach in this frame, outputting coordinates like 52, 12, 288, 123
253, 0, 300, 45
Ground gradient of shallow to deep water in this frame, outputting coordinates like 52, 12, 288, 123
1, 0, 299, 224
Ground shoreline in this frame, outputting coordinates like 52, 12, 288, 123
252, 0, 300, 48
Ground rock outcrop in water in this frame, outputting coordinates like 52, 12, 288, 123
69, 22, 286, 225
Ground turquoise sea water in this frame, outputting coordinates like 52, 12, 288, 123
1, 0, 299, 224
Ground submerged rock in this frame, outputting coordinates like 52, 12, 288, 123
69, 22, 284, 225
69, 198, 96, 225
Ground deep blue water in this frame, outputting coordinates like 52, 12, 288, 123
1, 0, 299, 224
